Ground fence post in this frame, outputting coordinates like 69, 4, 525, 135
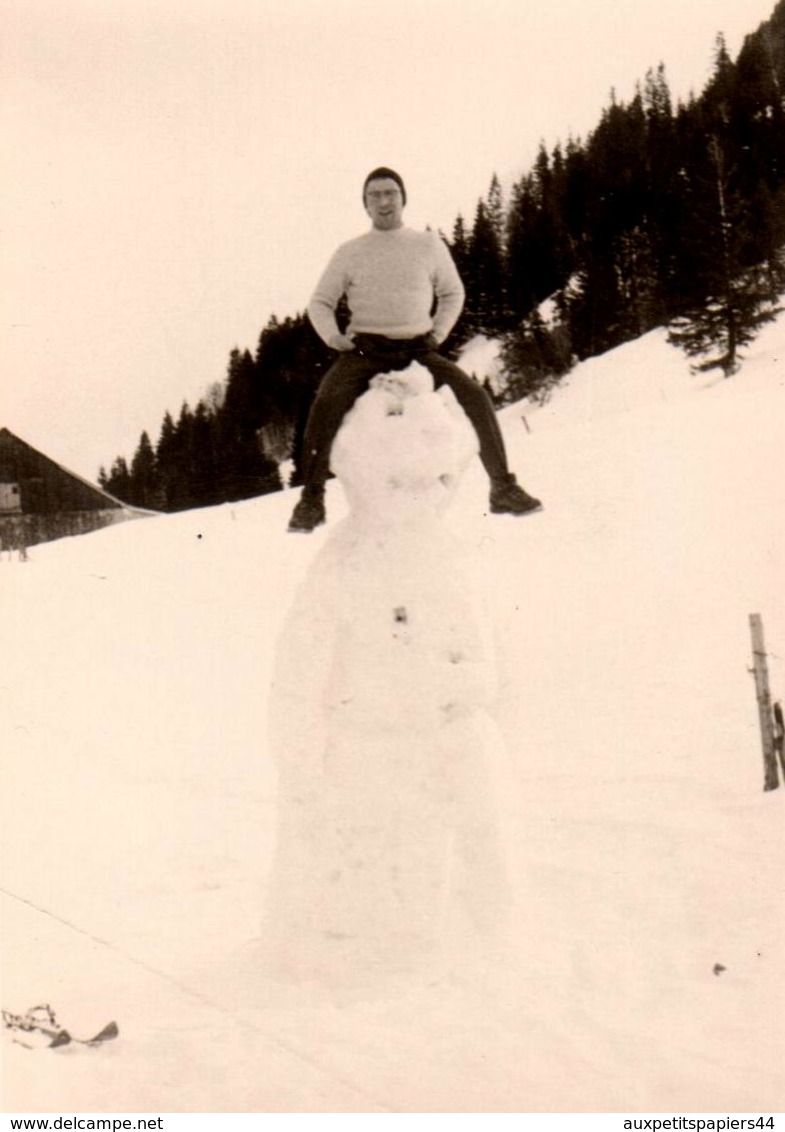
749, 613, 779, 791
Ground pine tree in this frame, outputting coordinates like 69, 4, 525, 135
254, 315, 329, 486
704, 33, 736, 127
498, 307, 572, 405
188, 402, 218, 507
172, 402, 197, 509
216, 348, 267, 501
504, 176, 538, 318
154, 411, 179, 511
644, 63, 673, 124
506, 145, 575, 324
614, 224, 665, 337
128, 431, 157, 509
450, 214, 471, 278
640, 63, 680, 320
749, 178, 785, 293
464, 199, 507, 335
668, 134, 782, 375
105, 456, 131, 502
729, 24, 785, 279
485, 174, 506, 251
441, 215, 473, 353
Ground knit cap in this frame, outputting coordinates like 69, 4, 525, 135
363, 167, 407, 206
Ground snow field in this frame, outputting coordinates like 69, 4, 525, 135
2, 323, 784, 1112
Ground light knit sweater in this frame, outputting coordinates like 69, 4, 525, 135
307, 226, 465, 345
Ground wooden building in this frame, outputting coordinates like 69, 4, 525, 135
0, 427, 147, 551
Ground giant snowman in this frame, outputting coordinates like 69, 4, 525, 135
265, 364, 510, 989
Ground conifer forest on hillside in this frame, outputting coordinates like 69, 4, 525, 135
100, 2, 785, 512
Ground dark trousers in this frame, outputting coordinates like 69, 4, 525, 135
301, 334, 510, 487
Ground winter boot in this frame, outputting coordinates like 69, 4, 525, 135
287, 485, 326, 533
489, 473, 542, 516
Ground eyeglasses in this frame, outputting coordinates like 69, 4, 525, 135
366, 189, 401, 201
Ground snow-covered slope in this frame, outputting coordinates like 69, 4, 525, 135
2, 321, 784, 1113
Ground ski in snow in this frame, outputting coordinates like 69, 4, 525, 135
2, 1004, 119, 1050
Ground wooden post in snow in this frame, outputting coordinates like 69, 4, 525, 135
773, 702, 785, 780
749, 613, 779, 791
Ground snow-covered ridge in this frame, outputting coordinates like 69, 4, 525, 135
2, 314, 784, 1112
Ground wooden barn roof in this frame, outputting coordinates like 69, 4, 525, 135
0, 427, 127, 512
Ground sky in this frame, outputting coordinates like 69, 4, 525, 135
1, 0, 780, 480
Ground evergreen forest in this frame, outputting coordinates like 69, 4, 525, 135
100, 3, 785, 512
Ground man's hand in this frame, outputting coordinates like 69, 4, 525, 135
423, 331, 441, 351
328, 333, 356, 352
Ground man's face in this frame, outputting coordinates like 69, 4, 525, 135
364, 178, 404, 230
